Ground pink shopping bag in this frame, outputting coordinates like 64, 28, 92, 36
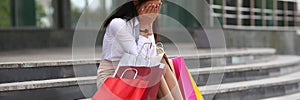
172, 56, 197, 100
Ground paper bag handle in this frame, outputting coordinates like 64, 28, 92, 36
120, 68, 138, 79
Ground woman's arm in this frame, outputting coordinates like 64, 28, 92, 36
137, 1, 162, 38
108, 18, 153, 57
108, 18, 138, 55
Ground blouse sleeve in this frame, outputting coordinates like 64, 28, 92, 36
108, 18, 138, 55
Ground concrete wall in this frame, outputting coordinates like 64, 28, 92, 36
0, 28, 299, 55
0, 29, 74, 51
0, 29, 107, 52
224, 29, 297, 55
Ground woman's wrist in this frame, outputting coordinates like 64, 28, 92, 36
140, 24, 152, 30
139, 25, 153, 38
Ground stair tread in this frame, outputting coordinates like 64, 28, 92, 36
1, 55, 296, 93
168, 48, 275, 59
0, 48, 275, 68
0, 76, 96, 92
261, 92, 300, 100
190, 55, 300, 74
199, 66, 300, 94
78, 99, 91, 100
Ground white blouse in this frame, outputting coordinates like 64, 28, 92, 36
101, 18, 157, 61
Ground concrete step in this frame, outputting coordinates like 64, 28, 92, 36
191, 55, 300, 86
0, 76, 95, 92
7, 66, 300, 100
260, 92, 300, 100
0, 48, 276, 68
199, 69, 300, 100
0, 76, 96, 100
0, 48, 275, 83
78, 99, 91, 100
181, 48, 276, 68
0, 64, 97, 83
0, 56, 300, 100
0, 47, 278, 99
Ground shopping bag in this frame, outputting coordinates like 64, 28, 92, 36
157, 77, 174, 100
157, 54, 184, 100
113, 53, 165, 100
168, 59, 176, 76
188, 67, 204, 100
92, 68, 148, 100
172, 56, 197, 100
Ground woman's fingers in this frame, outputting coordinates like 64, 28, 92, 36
139, 1, 162, 15
152, 3, 159, 13
151, 2, 161, 14
138, 3, 148, 15
154, 3, 160, 13
138, 1, 161, 26
146, 4, 154, 14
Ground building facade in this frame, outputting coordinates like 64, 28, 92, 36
0, 0, 299, 54
207, 0, 300, 54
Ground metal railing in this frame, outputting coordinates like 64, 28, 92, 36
208, 0, 300, 30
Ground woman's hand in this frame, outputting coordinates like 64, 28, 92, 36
138, 1, 162, 38
138, 1, 161, 26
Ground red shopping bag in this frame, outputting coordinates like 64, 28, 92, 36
115, 66, 164, 100
92, 68, 148, 100
111, 42, 165, 100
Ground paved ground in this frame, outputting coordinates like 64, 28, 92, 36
0, 43, 273, 64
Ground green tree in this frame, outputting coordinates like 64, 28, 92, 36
0, 0, 10, 27
35, 0, 47, 27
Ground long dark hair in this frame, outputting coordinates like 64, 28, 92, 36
99, 0, 160, 42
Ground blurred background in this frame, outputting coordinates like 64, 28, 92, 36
1, 0, 300, 100
0, 0, 299, 54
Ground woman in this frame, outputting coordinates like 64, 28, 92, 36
97, 0, 163, 87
